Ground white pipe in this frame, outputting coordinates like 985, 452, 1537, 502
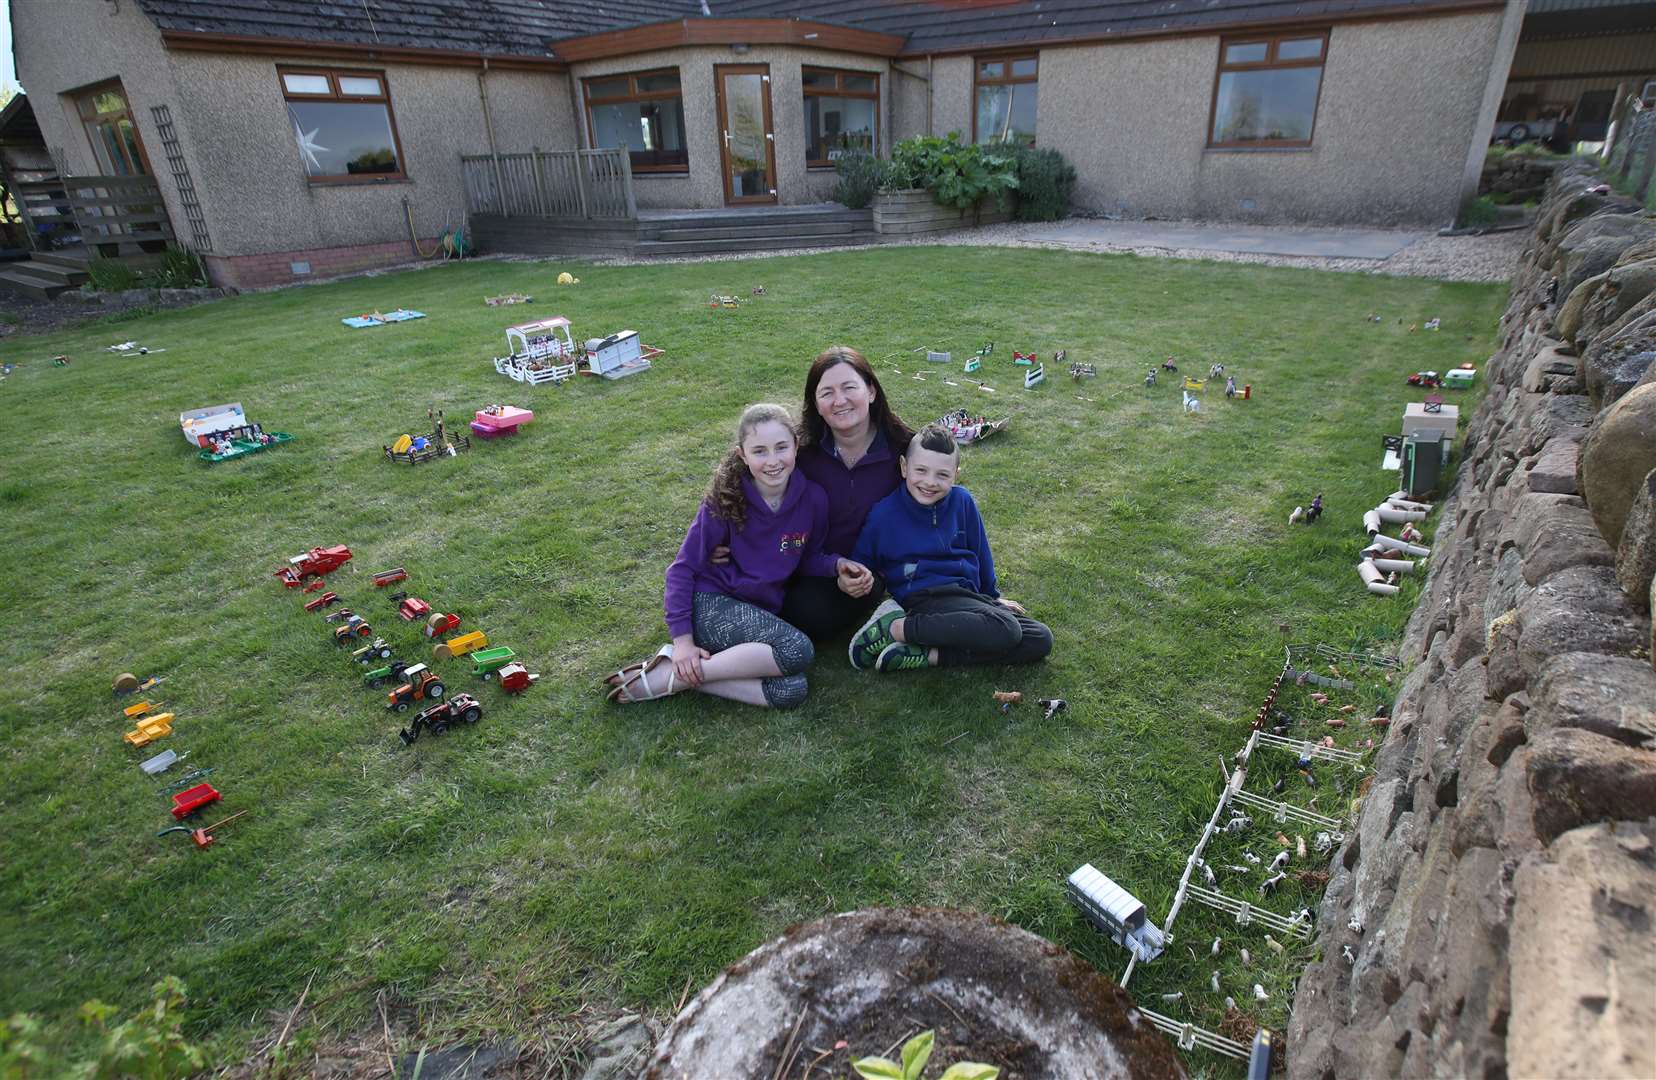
1358, 561, 1399, 595
1369, 533, 1430, 557
1366, 557, 1416, 574
1387, 492, 1433, 510
1364, 509, 1382, 536
1376, 505, 1427, 524
1386, 498, 1432, 513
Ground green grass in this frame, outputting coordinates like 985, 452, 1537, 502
0, 248, 1503, 1071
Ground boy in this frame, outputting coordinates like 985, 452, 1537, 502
845, 424, 1053, 673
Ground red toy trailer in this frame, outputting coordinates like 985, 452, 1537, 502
170, 783, 221, 820
497, 662, 540, 693
423, 612, 461, 638
303, 591, 340, 612
372, 567, 409, 587
275, 545, 352, 587
398, 597, 432, 621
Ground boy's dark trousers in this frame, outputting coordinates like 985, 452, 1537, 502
902, 584, 1053, 667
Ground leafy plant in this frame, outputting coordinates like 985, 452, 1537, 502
883, 133, 1018, 212
78, 976, 206, 1079
148, 248, 206, 289
834, 150, 881, 210
1, 1011, 52, 1079
1456, 195, 1500, 230
852, 1029, 999, 1080
84, 255, 144, 292
1009, 146, 1077, 222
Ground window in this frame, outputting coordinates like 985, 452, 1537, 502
279, 67, 405, 180
803, 67, 879, 167
975, 55, 1037, 146
584, 69, 688, 173
1209, 33, 1328, 148
76, 83, 148, 176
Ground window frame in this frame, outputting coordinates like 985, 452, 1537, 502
277, 65, 408, 183
802, 66, 880, 169
972, 52, 1038, 147
75, 79, 152, 177
1206, 30, 1329, 150
582, 67, 690, 175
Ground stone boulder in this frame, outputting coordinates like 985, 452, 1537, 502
1509, 820, 1656, 1079
1522, 342, 1584, 393
1617, 467, 1656, 612
1526, 728, 1656, 843
1553, 212, 1656, 297
1530, 651, 1656, 747
1555, 271, 1607, 342
1527, 439, 1581, 494
1579, 257, 1656, 347
1578, 382, 1656, 548
1582, 292, 1656, 409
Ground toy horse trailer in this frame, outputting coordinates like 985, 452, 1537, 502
583, 330, 653, 380
1066, 864, 1166, 963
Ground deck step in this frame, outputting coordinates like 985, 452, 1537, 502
634, 232, 880, 257
15, 260, 87, 287
0, 266, 73, 300
647, 221, 860, 242
31, 250, 92, 271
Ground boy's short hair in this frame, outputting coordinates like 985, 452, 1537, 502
906, 424, 958, 461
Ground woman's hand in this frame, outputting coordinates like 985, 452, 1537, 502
836, 558, 874, 597
671, 634, 710, 687
996, 597, 1027, 616
709, 545, 732, 565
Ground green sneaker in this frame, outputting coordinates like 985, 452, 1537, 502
875, 642, 931, 673
849, 599, 904, 670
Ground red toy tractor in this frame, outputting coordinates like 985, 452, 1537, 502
386, 664, 445, 711
398, 694, 483, 745
275, 545, 352, 587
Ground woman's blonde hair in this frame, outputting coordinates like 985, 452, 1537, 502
704, 403, 797, 529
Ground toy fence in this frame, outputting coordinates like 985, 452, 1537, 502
1104, 644, 1395, 1061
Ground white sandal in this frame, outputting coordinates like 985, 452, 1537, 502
606, 645, 679, 703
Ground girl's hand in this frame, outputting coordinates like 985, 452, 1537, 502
836, 558, 874, 597
671, 635, 710, 687
710, 545, 732, 565
996, 597, 1027, 615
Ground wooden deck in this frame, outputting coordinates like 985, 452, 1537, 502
468, 203, 879, 259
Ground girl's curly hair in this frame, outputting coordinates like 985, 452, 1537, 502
704, 403, 797, 531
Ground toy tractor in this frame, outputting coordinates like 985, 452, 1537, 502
398, 694, 483, 745
365, 660, 415, 689
386, 664, 445, 711
332, 614, 374, 645
351, 638, 395, 663
275, 545, 352, 587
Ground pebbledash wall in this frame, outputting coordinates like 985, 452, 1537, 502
569, 45, 890, 211
1287, 166, 1656, 1079
11, 2, 572, 289
892, 7, 1515, 227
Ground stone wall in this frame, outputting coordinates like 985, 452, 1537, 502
1478, 153, 1566, 203
1288, 164, 1656, 1079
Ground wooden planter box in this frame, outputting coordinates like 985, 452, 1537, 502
873, 188, 1012, 235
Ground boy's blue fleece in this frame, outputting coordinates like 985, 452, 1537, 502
851, 484, 999, 605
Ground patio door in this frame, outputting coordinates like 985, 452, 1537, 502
715, 65, 777, 205
76, 81, 151, 176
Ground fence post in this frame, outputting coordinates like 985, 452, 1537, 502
532, 146, 547, 217
574, 151, 590, 219
619, 149, 637, 218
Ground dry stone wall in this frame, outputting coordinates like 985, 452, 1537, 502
1287, 164, 1656, 1079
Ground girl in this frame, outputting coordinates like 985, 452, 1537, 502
605, 403, 866, 707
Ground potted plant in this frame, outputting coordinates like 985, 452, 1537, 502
870, 134, 1019, 235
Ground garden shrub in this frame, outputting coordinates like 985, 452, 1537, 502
1009, 146, 1076, 221
884, 132, 1018, 211
85, 255, 144, 292
1457, 195, 1500, 230
149, 248, 206, 288
834, 150, 880, 210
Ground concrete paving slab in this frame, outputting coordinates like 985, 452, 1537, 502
1018, 220, 1425, 259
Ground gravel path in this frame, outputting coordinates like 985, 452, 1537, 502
592, 219, 1526, 283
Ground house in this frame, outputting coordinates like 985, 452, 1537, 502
9, 0, 1524, 289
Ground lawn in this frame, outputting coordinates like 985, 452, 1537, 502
0, 247, 1503, 1073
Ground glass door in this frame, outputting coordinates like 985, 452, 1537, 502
77, 82, 150, 176
715, 65, 777, 205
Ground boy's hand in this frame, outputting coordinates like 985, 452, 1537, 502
710, 545, 731, 565
997, 597, 1027, 615
836, 558, 874, 597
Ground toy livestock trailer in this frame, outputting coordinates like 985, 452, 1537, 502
494, 317, 578, 385
583, 330, 653, 380
1066, 864, 1167, 963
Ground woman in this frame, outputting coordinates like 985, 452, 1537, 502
785, 345, 916, 640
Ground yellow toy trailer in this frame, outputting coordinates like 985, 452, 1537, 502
122, 700, 164, 719
124, 713, 174, 747
432, 630, 489, 661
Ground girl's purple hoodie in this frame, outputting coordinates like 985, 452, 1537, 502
663, 470, 840, 638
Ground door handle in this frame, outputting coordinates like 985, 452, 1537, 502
723, 131, 731, 146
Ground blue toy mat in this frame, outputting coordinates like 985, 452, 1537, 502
342, 309, 426, 328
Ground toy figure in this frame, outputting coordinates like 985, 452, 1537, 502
1225, 375, 1237, 398
1306, 494, 1322, 523
1209, 363, 1225, 380
1161, 358, 1178, 371
1182, 390, 1200, 413
1145, 368, 1157, 387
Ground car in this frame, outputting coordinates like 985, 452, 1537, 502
398, 694, 483, 745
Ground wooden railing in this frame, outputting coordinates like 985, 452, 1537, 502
461, 148, 637, 220
13, 173, 174, 253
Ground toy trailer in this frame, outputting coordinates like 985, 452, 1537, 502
1066, 864, 1166, 963
424, 612, 461, 639
470, 646, 516, 679
584, 330, 651, 380
170, 782, 221, 820
372, 567, 409, 587
275, 545, 352, 586
432, 630, 488, 661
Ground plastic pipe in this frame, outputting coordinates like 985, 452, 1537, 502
1369, 533, 1430, 558
1376, 505, 1427, 524
1358, 561, 1399, 595
1364, 509, 1382, 536
1364, 556, 1416, 574
1386, 492, 1433, 511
